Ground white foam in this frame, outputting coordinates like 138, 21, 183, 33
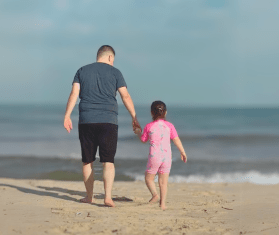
127, 171, 279, 185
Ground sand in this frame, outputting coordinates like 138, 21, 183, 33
1, 178, 279, 235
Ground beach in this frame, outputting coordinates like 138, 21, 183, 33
1, 105, 279, 234
1, 178, 279, 235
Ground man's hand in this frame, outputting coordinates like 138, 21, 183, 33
181, 152, 187, 163
64, 116, 73, 133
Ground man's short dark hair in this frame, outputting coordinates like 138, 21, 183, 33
97, 45, 115, 60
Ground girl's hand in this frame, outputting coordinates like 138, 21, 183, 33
132, 116, 141, 132
181, 152, 187, 163
134, 128, 141, 135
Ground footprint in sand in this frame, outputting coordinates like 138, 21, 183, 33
51, 208, 63, 214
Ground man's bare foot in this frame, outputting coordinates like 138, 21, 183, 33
79, 196, 93, 203
104, 198, 115, 207
149, 194, 159, 203
160, 203, 167, 211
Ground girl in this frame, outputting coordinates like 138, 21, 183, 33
134, 101, 187, 210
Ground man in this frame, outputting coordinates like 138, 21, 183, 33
64, 45, 140, 207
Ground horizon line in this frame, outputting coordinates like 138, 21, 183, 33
0, 102, 278, 109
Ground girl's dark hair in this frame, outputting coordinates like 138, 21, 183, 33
151, 101, 167, 121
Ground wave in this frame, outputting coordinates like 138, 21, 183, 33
1, 155, 279, 184
128, 171, 279, 185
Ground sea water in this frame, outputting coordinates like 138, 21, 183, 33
1, 104, 279, 184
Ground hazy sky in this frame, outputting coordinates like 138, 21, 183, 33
1, 0, 278, 106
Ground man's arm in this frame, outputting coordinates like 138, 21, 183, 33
118, 86, 141, 131
64, 83, 80, 133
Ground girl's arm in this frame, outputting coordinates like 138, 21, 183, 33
134, 128, 147, 143
172, 137, 187, 163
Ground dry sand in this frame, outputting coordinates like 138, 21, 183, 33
1, 178, 279, 235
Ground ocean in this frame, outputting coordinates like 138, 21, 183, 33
1, 104, 279, 184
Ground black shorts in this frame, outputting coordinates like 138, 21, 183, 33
78, 123, 118, 163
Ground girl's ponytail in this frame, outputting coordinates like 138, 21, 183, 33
151, 101, 167, 121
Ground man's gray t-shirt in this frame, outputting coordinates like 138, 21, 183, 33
73, 62, 127, 125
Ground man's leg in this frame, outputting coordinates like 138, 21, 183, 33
80, 162, 94, 203
79, 123, 97, 203
98, 123, 118, 207
103, 162, 115, 207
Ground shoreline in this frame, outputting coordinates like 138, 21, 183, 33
1, 156, 279, 185
1, 178, 279, 235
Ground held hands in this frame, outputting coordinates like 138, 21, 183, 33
64, 116, 73, 133
132, 116, 141, 133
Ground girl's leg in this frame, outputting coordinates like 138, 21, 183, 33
81, 162, 94, 203
145, 172, 159, 203
158, 173, 169, 210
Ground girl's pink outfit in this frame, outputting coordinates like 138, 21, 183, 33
141, 119, 178, 174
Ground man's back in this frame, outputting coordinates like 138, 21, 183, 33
73, 62, 126, 125
64, 44, 140, 207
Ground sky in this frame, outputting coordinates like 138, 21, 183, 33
0, 0, 278, 106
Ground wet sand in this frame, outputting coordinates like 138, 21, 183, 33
1, 178, 279, 235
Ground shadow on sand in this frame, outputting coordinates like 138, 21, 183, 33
0, 184, 133, 208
